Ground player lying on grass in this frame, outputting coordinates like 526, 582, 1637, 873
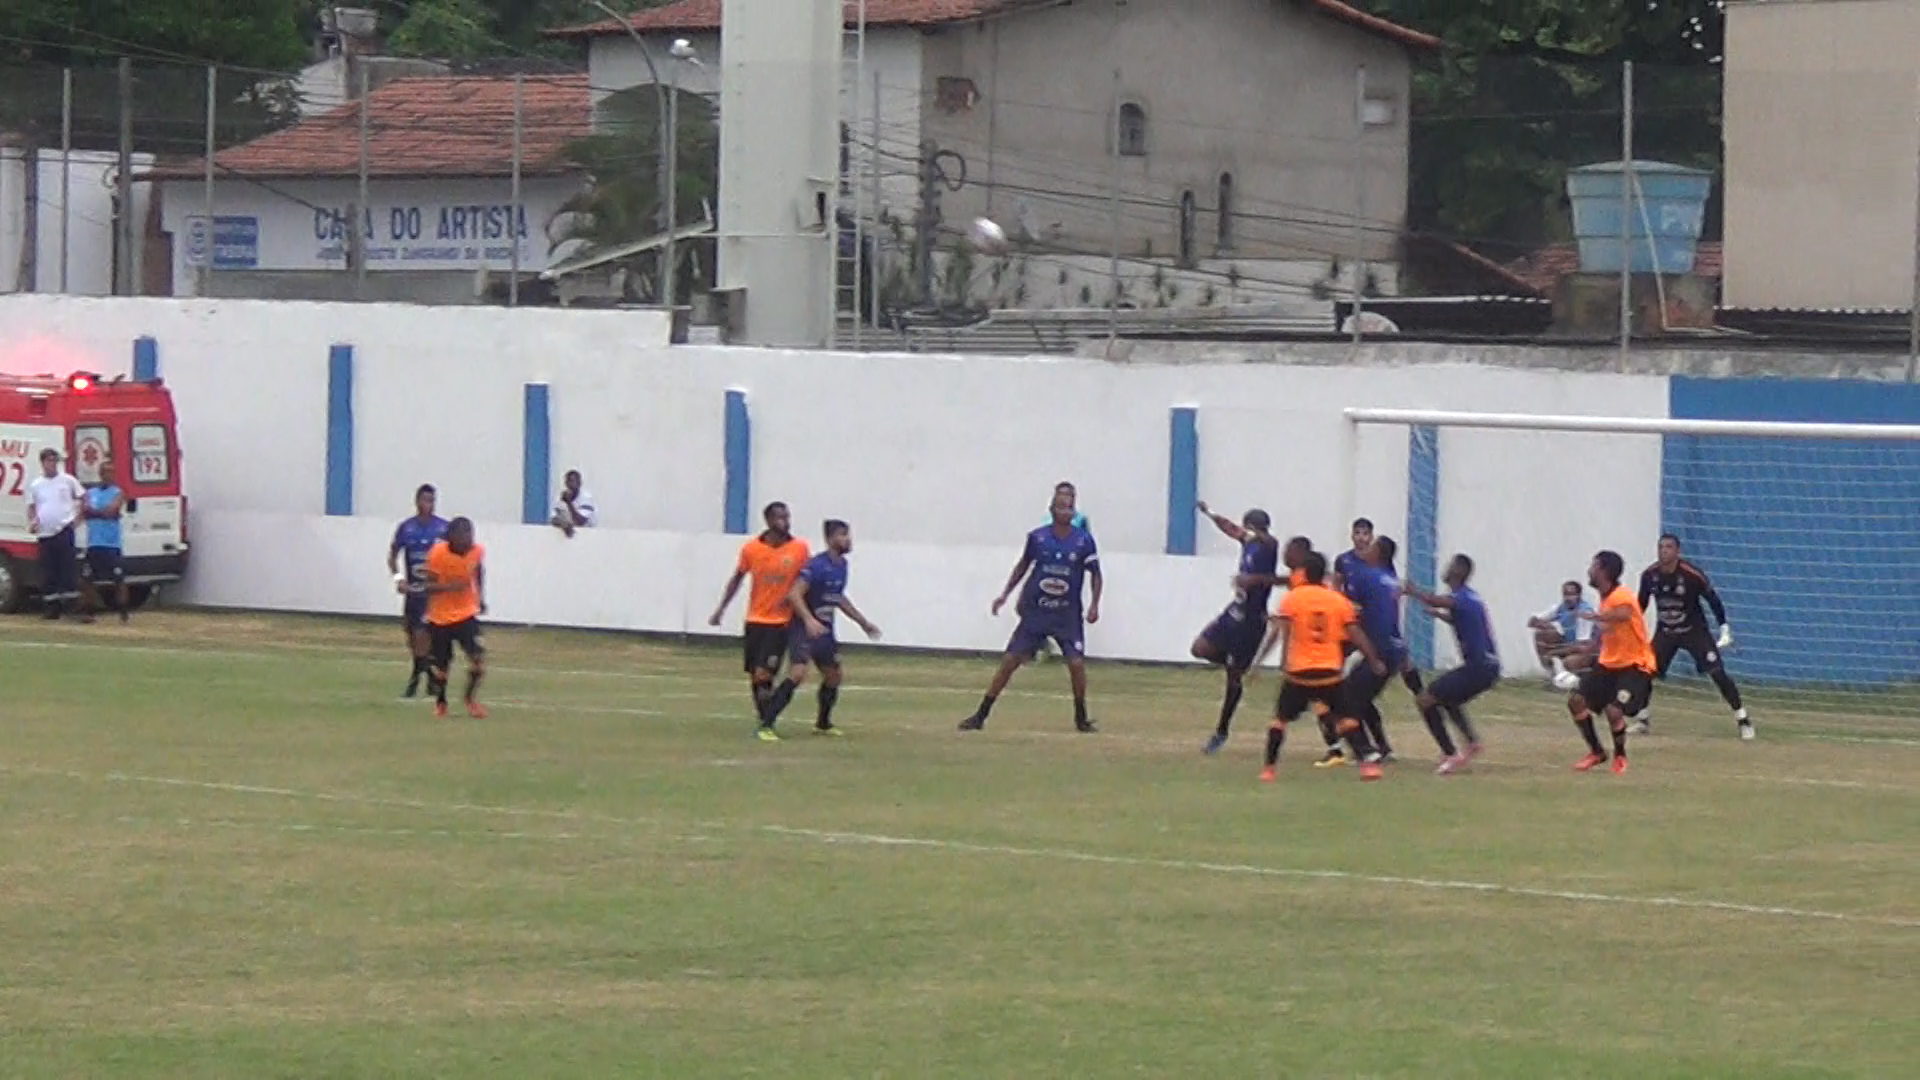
1246, 551, 1388, 782
1635, 534, 1753, 740
960, 492, 1102, 733
1193, 501, 1282, 754
1566, 550, 1656, 775
758, 519, 881, 739
1403, 553, 1496, 775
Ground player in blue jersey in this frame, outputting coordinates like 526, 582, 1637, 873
387, 484, 449, 698
759, 520, 880, 736
1193, 501, 1282, 754
1332, 517, 1374, 598
1403, 553, 1495, 774
961, 492, 1103, 733
1342, 535, 1407, 762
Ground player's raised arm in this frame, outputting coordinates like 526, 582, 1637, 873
1196, 500, 1248, 542
1402, 578, 1452, 609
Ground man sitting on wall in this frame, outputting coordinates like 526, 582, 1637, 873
551, 469, 598, 538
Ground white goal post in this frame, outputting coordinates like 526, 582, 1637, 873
1342, 407, 1920, 728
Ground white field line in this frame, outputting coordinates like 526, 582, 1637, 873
10, 760, 1911, 930
760, 825, 1920, 931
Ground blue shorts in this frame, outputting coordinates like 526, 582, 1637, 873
1200, 611, 1265, 670
1008, 614, 1083, 660
1428, 662, 1500, 708
788, 623, 841, 668
402, 593, 429, 631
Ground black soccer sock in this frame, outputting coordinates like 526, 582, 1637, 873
1317, 711, 1341, 750
763, 678, 798, 725
974, 694, 998, 721
1361, 704, 1390, 755
1264, 722, 1286, 766
1422, 705, 1457, 756
430, 669, 448, 705
1611, 718, 1629, 759
1573, 712, 1605, 756
1216, 681, 1245, 737
1401, 668, 1426, 695
1072, 696, 1089, 727
1711, 670, 1745, 712
464, 668, 482, 704
752, 681, 772, 718
817, 685, 840, 727
1445, 704, 1481, 747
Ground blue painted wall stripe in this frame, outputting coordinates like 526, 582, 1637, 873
522, 383, 551, 526
1405, 424, 1440, 670
1165, 406, 1199, 555
324, 345, 354, 516
132, 336, 158, 381
723, 390, 750, 534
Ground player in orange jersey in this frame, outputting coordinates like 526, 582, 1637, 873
710, 501, 812, 740
1567, 550, 1656, 775
1248, 551, 1388, 782
420, 516, 488, 719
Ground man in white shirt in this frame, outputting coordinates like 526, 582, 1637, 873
26, 447, 85, 620
550, 469, 597, 538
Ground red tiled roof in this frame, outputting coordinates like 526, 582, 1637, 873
549, 0, 1440, 50
141, 75, 591, 181
1505, 241, 1722, 294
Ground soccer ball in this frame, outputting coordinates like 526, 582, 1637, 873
968, 217, 1009, 255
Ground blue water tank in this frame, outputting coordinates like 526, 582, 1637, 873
1566, 160, 1712, 275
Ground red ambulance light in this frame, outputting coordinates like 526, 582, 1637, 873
69, 373, 94, 391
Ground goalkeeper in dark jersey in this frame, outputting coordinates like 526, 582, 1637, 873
1634, 534, 1754, 741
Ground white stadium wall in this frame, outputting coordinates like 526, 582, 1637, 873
0, 295, 1668, 667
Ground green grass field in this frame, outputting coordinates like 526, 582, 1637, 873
2, 611, 1914, 1079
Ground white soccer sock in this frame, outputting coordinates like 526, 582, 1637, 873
1734, 708, 1749, 721
1633, 709, 1651, 723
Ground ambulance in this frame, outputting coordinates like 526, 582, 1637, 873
0, 372, 188, 612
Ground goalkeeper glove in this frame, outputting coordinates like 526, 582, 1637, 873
1717, 623, 1734, 649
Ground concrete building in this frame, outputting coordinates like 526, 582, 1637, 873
553, 0, 1437, 313
1722, 0, 1920, 312
143, 75, 590, 304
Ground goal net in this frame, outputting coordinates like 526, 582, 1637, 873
1345, 408, 1920, 735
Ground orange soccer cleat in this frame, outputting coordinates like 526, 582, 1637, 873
433, 701, 449, 718
1259, 765, 1277, 784
1573, 752, 1607, 773
1358, 763, 1384, 781
1610, 755, 1628, 776
466, 702, 489, 719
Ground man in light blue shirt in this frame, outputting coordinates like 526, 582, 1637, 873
1528, 579, 1594, 681
80, 456, 129, 623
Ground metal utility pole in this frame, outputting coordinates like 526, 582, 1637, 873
1350, 64, 1367, 346
115, 57, 133, 296
510, 73, 523, 307
354, 62, 370, 298
1618, 60, 1635, 370
868, 70, 882, 332
58, 68, 71, 293
202, 65, 216, 294
1106, 67, 1121, 352
915, 139, 937, 302
664, 62, 679, 307
1909, 100, 1920, 381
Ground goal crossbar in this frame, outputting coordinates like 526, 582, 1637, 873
1345, 408, 1920, 441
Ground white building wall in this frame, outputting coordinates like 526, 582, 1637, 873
0, 295, 1668, 668
0, 149, 156, 295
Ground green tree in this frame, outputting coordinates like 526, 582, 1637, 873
1362, 0, 1723, 256
554, 83, 718, 301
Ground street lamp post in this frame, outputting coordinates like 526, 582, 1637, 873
587, 0, 674, 303
666, 37, 701, 309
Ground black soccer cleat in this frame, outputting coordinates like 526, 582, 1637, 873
1075, 718, 1098, 734
403, 675, 421, 699
958, 714, 986, 732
